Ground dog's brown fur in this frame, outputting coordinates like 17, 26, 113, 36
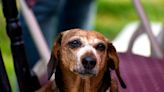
39, 29, 126, 92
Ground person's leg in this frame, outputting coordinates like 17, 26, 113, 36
57, 0, 96, 33
32, 0, 61, 47
20, 16, 40, 69
20, 0, 61, 68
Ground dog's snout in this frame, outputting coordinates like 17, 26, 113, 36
82, 56, 96, 70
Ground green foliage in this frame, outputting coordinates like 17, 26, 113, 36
95, 0, 164, 40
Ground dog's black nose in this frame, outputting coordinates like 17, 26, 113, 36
82, 56, 96, 70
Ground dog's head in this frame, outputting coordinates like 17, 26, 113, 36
48, 29, 126, 88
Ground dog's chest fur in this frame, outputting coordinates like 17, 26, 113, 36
55, 62, 110, 92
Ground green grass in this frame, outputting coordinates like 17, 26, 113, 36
0, 0, 164, 91
95, 0, 164, 40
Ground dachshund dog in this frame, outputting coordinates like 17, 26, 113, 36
38, 29, 126, 92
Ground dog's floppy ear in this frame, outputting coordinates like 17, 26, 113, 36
108, 43, 126, 88
47, 33, 62, 80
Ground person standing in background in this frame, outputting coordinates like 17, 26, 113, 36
20, 0, 96, 69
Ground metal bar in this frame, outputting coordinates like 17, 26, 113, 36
1, 0, 40, 91
19, 0, 50, 64
133, 0, 163, 58
0, 50, 12, 92
19, 0, 51, 84
127, 24, 144, 52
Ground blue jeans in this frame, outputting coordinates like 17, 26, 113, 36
20, 0, 96, 68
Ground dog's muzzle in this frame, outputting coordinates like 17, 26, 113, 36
74, 56, 97, 77
82, 56, 96, 70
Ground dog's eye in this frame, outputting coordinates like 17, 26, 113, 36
96, 43, 106, 51
68, 39, 82, 49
